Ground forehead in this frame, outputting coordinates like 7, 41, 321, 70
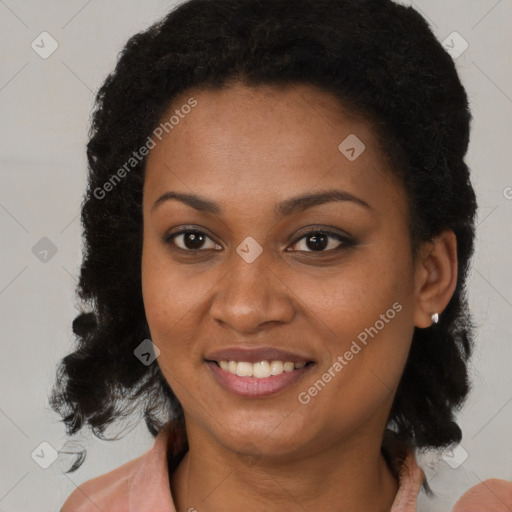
143, 82, 405, 216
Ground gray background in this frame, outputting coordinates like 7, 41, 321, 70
0, 1, 511, 510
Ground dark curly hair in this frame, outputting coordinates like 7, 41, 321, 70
49, 0, 478, 474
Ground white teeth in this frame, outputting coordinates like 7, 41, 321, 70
283, 362, 295, 372
217, 360, 309, 378
252, 360, 270, 378
236, 362, 253, 377
270, 360, 284, 375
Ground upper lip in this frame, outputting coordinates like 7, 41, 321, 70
205, 346, 315, 364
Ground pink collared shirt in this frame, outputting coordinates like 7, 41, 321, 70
60, 422, 512, 511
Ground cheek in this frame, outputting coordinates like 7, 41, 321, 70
141, 242, 217, 361
294, 247, 415, 406
141, 247, 207, 408
292, 248, 413, 341
141, 242, 184, 348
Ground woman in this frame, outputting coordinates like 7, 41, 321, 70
51, 0, 512, 510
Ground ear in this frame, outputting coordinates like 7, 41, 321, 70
413, 229, 458, 328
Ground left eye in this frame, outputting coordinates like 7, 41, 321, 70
287, 230, 351, 253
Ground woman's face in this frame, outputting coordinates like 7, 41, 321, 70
141, 82, 421, 459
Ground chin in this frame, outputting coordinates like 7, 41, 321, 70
207, 409, 314, 458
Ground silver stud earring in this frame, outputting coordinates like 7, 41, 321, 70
431, 312, 439, 324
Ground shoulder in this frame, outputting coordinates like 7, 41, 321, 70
59, 421, 184, 512
60, 454, 145, 512
452, 478, 512, 512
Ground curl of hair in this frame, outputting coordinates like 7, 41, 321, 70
49, 0, 477, 473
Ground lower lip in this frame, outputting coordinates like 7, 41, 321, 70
206, 361, 315, 398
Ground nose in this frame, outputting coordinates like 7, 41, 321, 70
209, 249, 295, 334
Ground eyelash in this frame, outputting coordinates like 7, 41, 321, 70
163, 226, 356, 255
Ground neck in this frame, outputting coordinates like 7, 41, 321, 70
170, 426, 399, 512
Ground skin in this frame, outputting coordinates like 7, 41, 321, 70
141, 82, 458, 512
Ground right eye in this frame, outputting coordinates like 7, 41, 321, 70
164, 229, 221, 252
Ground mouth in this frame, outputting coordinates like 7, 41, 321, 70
206, 359, 315, 378
204, 347, 316, 398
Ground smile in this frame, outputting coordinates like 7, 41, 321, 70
212, 360, 313, 378
206, 359, 316, 398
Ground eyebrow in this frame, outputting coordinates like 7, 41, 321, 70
151, 189, 372, 217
